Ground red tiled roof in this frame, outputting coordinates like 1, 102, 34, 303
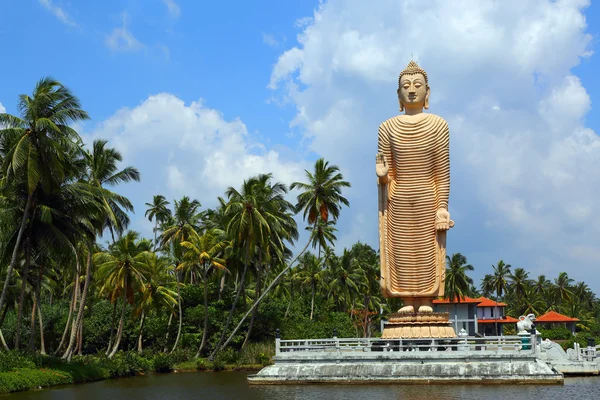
476, 297, 507, 307
477, 316, 519, 324
433, 296, 481, 304
536, 310, 579, 323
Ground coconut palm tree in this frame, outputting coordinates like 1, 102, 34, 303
509, 267, 530, 312
327, 249, 365, 314
159, 196, 201, 352
180, 229, 229, 356
306, 219, 338, 261
291, 157, 350, 229
295, 253, 327, 320
82, 139, 140, 241
553, 272, 574, 307
0, 77, 89, 321
218, 165, 350, 354
160, 196, 201, 251
135, 253, 178, 353
444, 253, 474, 303
95, 231, 151, 358
490, 260, 511, 335
145, 195, 171, 249
211, 174, 295, 359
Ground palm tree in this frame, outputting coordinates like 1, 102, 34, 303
553, 272, 574, 307
0, 77, 89, 321
135, 253, 178, 353
327, 249, 364, 314
83, 139, 140, 241
160, 196, 201, 251
295, 253, 327, 320
159, 196, 201, 352
180, 230, 229, 357
490, 260, 511, 335
211, 174, 295, 359
291, 158, 350, 259
480, 274, 494, 298
218, 165, 350, 354
307, 220, 338, 261
95, 231, 151, 358
145, 195, 171, 249
509, 267, 530, 313
444, 253, 474, 303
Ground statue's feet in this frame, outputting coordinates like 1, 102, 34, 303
398, 305, 414, 313
418, 305, 433, 313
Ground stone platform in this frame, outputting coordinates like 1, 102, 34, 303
247, 336, 564, 385
381, 312, 455, 339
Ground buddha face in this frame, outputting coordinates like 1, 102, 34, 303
397, 73, 429, 112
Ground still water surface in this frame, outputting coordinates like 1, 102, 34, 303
5, 372, 599, 400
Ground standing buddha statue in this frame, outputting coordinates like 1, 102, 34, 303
376, 61, 455, 338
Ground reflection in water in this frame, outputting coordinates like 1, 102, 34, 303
4, 371, 599, 400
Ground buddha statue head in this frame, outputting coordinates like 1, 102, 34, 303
397, 60, 430, 113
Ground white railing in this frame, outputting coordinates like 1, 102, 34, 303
275, 335, 537, 356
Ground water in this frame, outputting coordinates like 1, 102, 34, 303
4, 372, 599, 400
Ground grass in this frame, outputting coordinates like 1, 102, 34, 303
0, 343, 275, 395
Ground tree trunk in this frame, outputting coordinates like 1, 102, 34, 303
210, 243, 250, 360
137, 310, 146, 353
242, 257, 262, 350
170, 270, 183, 353
63, 249, 92, 361
14, 237, 31, 349
0, 329, 8, 350
218, 274, 226, 301
108, 275, 128, 359
106, 300, 118, 355
0, 193, 33, 328
310, 281, 315, 320
218, 238, 311, 353
153, 220, 158, 251
0, 302, 10, 331
37, 303, 46, 355
363, 295, 369, 338
195, 269, 209, 358
163, 312, 173, 352
56, 270, 79, 354
28, 264, 44, 352
77, 319, 83, 356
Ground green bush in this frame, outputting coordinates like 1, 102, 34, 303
152, 353, 175, 373
560, 333, 600, 351
537, 326, 573, 340
237, 342, 274, 366
211, 357, 224, 371
195, 358, 209, 371
0, 368, 73, 394
0, 351, 36, 372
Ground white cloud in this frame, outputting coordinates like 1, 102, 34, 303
85, 94, 307, 237
0, 103, 5, 114
39, 0, 77, 27
270, 0, 600, 288
162, 0, 181, 19
106, 12, 144, 53
262, 33, 279, 48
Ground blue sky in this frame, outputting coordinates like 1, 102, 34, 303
2, 0, 600, 292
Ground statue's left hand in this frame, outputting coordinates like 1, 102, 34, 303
435, 208, 454, 231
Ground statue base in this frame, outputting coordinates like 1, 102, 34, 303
381, 312, 456, 339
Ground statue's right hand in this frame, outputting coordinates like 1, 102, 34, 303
376, 153, 389, 178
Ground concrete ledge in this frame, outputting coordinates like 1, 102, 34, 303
248, 356, 563, 385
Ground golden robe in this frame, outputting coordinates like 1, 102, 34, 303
378, 113, 450, 299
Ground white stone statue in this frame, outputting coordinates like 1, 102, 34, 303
517, 314, 536, 334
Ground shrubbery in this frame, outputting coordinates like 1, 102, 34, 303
537, 326, 573, 340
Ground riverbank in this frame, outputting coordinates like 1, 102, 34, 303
0, 350, 267, 395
